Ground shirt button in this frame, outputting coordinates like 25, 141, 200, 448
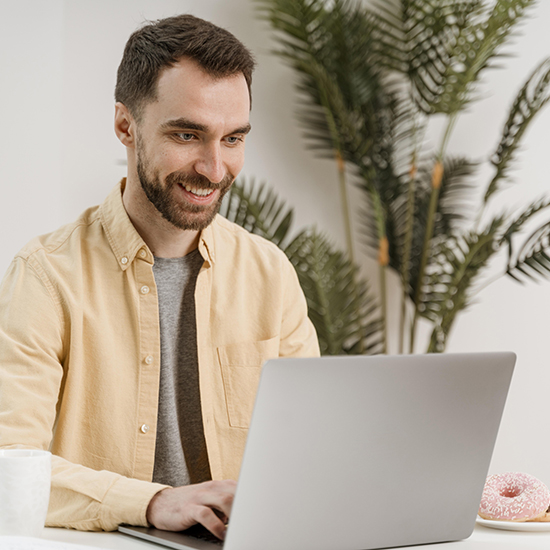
140, 424, 149, 434
140, 285, 150, 294
121, 257, 128, 265
139, 250, 147, 258
145, 355, 153, 365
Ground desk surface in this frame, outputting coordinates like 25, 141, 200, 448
38, 524, 550, 549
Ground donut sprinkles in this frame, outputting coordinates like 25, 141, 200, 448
479, 472, 550, 522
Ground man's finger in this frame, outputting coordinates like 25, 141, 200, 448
192, 505, 227, 540
213, 509, 228, 524
196, 480, 235, 519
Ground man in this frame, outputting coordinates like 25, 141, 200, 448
0, 14, 319, 540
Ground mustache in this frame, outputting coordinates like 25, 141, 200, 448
166, 171, 234, 190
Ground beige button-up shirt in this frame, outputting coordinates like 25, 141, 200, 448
0, 180, 320, 531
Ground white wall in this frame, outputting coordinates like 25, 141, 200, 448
0, 1, 64, 257
1, 1, 550, 480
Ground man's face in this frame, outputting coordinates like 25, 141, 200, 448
134, 57, 251, 231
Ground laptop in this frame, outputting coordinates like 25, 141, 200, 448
119, 352, 516, 550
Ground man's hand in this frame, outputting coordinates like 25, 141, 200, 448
146, 480, 237, 540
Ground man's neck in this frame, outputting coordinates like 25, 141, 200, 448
122, 177, 200, 258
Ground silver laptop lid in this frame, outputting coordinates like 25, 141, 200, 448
223, 352, 515, 550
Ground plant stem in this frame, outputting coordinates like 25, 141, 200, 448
320, 97, 367, 352
370, 188, 388, 354
399, 159, 417, 354
336, 150, 355, 264
313, 78, 355, 265
408, 173, 441, 352
379, 261, 388, 354
471, 271, 503, 297
335, 150, 367, 354
409, 114, 457, 353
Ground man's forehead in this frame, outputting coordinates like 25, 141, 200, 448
156, 57, 249, 100
139, 59, 250, 128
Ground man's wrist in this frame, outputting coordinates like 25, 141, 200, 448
147, 487, 170, 526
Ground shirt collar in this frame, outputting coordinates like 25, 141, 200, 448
198, 218, 216, 267
99, 179, 151, 270
99, 179, 217, 270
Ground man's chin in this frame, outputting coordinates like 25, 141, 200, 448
166, 205, 221, 232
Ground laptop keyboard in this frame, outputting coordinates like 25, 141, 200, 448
184, 524, 224, 546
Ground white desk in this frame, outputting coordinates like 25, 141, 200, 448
39, 525, 550, 549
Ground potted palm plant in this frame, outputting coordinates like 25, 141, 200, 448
241, 0, 550, 354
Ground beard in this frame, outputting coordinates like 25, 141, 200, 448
136, 146, 234, 232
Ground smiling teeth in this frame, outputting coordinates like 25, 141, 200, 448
184, 185, 214, 197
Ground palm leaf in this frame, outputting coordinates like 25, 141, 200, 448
258, 0, 399, 167
506, 220, 550, 282
219, 178, 294, 249
485, 57, 550, 202
361, 155, 478, 285
257, 0, 347, 154
372, 0, 535, 115
412, 156, 478, 235
286, 229, 383, 355
293, 55, 368, 158
499, 198, 550, 269
421, 216, 506, 352
434, 0, 534, 115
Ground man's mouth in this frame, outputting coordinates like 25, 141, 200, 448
183, 184, 215, 197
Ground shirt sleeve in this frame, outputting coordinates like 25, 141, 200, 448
0, 257, 168, 531
278, 255, 321, 358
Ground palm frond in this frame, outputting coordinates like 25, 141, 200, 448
369, 0, 409, 73
485, 57, 550, 202
437, 156, 480, 229
507, 220, 550, 282
257, 0, 337, 154
373, 0, 535, 114
361, 155, 478, 280
420, 216, 506, 352
499, 198, 550, 267
293, 55, 369, 158
408, 156, 479, 238
219, 178, 294, 249
286, 229, 384, 355
258, 0, 399, 167
434, 0, 534, 115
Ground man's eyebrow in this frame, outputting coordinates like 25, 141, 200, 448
160, 118, 208, 132
231, 123, 252, 135
160, 118, 251, 135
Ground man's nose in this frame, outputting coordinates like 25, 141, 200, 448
194, 142, 225, 184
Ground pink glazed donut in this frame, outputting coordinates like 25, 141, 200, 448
479, 472, 550, 522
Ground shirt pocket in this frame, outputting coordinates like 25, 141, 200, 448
217, 336, 280, 428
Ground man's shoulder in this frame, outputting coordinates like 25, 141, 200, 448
211, 215, 288, 261
16, 204, 102, 263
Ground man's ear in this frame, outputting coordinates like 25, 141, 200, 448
114, 102, 137, 148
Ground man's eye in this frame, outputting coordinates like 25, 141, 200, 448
226, 136, 242, 145
178, 133, 195, 141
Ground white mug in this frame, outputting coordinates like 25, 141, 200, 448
0, 449, 51, 537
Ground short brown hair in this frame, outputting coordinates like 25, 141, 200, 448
115, 14, 255, 119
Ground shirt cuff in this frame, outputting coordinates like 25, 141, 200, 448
100, 475, 169, 531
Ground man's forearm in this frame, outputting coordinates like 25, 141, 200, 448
46, 454, 168, 531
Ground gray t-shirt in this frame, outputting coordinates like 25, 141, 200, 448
151, 249, 211, 486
